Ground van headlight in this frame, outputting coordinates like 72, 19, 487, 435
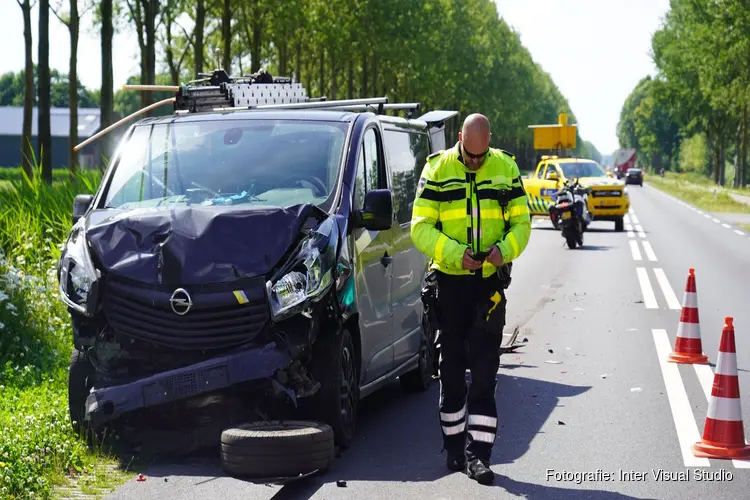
58, 224, 100, 316
266, 218, 336, 322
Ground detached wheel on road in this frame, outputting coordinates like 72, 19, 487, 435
614, 216, 624, 232
220, 421, 335, 478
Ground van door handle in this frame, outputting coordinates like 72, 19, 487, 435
381, 252, 393, 267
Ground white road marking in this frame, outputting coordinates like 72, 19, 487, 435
631, 213, 640, 224
652, 329, 711, 467
630, 240, 642, 261
654, 268, 682, 310
704, 214, 711, 219
636, 268, 659, 309
635, 224, 647, 238
624, 214, 631, 224
628, 230, 635, 238
712, 218, 720, 223
735, 229, 746, 236
692, 363, 750, 468
629, 208, 635, 215
722, 223, 731, 229
642, 241, 658, 261
697, 210, 705, 216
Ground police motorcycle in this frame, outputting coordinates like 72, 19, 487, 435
549, 178, 591, 249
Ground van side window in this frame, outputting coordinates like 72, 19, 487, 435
384, 128, 429, 224
537, 163, 547, 178
354, 127, 383, 210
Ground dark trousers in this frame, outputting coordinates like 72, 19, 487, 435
435, 271, 506, 464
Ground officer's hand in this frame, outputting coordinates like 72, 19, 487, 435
486, 245, 503, 267
462, 248, 483, 270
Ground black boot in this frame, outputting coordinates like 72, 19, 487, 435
446, 450, 466, 472
466, 458, 494, 485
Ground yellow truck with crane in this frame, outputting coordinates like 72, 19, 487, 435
522, 114, 630, 232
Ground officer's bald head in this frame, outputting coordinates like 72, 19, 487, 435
459, 114, 491, 170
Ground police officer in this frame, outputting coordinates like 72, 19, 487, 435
411, 113, 531, 485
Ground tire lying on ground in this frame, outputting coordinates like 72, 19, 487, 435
220, 421, 335, 478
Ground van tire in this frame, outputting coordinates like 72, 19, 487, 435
220, 421, 335, 478
400, 315, 437, 393
614, 217, 624, 232
68, 348, 94, 437
303, 328, 358, 450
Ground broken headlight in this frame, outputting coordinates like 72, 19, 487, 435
267, 217, 337, 322
58, 223, 100, 316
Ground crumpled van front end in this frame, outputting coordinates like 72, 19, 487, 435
57, 114, 357, 438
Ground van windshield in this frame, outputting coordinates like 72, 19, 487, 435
559, 161, 607, 179
103, 118, 349, 212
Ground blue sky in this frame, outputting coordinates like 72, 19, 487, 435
1, 0, 670, 154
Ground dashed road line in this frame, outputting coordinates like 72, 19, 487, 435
652, 329, 711, 467
642, 241, 657, 261
635, 224, 646, 238
653, 268, 682, 310
630, 240, 642, 261
712, 217, 720, 224
735, 229, 746, 236
631, 213, 640, 224
636, 267, 659, 309
624, 214, 631, 224
722, 223, 731, 229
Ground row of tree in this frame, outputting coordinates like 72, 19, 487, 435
15, 0, 596, 183
617, 0, 749, 188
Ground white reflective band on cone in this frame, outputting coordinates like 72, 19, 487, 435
682, 291, 698, 308
676, 321, 701, 339
716, 352, 738, 377
707, 396, 744, 422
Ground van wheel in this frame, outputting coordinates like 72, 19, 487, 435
400, 314, 437, 393
303, 328, 358, 450
614, 217, 624, 232
220, 421, 335, 478
68, 348, 94, 437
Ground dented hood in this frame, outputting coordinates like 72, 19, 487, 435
84, 204, 324, 286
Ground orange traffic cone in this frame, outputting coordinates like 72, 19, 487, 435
693, 317, 750, 459
668, 268, 709, 364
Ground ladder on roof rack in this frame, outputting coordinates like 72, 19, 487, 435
171, 69, 422, 116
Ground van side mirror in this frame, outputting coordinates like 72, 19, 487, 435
546, 171, 559, 181
72, 194, 94, 225
355, 189, 393, 231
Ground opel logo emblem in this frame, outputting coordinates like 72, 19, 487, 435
169, 288, 193, 315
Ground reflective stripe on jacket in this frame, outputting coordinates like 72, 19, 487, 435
410, 142, 531, 278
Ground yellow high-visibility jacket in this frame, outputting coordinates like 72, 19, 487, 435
410, 142, 531, 278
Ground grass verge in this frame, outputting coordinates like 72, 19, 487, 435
739, 224, 750, 234
0, 164, 135, 499
645, 173, 750, 213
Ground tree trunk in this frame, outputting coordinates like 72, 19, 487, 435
251, 18, 262, 72
195, 0, 206, 77
144, 0, 158, 106
20, 0, 34, 180
68, 0, 79, 177
100, 0, 114, 168
38, 0, 52, 184
319, 49, 325, 97
371, 53, 378, 99
164, 5, 179, 85
222, 0, 231, 72
719, 136, 726, 186
361, 55, 368, 96
295, 38, 302, 83
347, 59, 353, 99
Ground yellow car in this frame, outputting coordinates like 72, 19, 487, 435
523, 156, 630, 231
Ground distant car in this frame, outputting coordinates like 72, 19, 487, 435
625, 168, 643, 186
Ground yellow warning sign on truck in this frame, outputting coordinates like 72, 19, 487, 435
528, 113, 577, 150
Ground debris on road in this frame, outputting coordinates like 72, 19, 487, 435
548, 349, 554, 353
557, 420, 566, 425
631, 387, 643, 393
545, 360, 562, 364
601, 373, 610, 379
136, 474, 146, 482
337, 480, 348, 487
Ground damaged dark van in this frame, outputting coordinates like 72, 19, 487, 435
57, 74, 459, 465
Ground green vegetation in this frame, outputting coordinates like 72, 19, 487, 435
646, 173, 750, 214
618, 0, 750, 189
0, 165, 134, 499
740, 224, 750, 233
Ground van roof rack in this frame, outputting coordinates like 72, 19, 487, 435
170, 68, 422, 117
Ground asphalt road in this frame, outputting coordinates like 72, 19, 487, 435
104, 183, 750, 500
